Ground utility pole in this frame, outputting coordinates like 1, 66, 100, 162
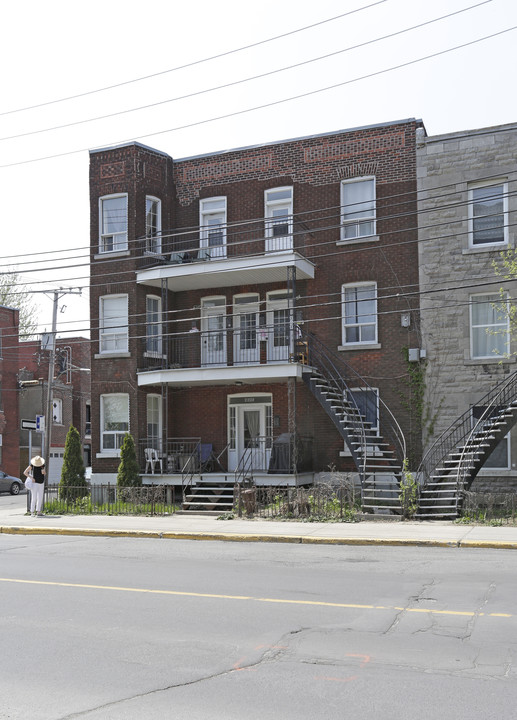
43, 288, 82, 477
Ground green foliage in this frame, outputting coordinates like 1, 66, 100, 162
0, 269, 39, 338
59, 426, 88, 501
399, 458, 419, 519
116, 434, 142, 488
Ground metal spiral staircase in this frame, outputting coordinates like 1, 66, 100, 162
302, 333, 406, 514
417, 370, 517, 519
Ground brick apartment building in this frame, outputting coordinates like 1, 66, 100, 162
0, 305, 20, 477
18, 336, 91, 480
88, 118, 424, 508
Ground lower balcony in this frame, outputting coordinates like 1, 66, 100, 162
137, 327, 310, 387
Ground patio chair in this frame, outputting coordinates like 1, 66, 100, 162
144, 448, 163, 474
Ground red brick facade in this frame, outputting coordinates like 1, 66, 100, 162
0, 306, 20, 476
89, 121, 423, 480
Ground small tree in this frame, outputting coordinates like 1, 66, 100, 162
0, 269, 39, 338
117, 433, 142, 488
59, 425, 88, 501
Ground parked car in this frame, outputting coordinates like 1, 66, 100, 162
0, 471, 24, 495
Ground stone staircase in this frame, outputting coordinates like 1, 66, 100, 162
418, 372, 517, 519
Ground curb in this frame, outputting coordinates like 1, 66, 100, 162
2, 524, 517, 549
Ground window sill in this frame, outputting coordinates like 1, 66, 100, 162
337, 235, 379, 246
94, 352, 131, 359
464, 356, 515, 366
93, 250, 130, 260
338, 343, 381, 351
96, 452, 121, 459
462, 244, 508, 255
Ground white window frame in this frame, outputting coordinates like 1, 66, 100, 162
145, 196, 162, 254
342, 282, 378, 347
340, 177, 376, 242
200, 197, 227, 259
100, 394, 129, 454
470, 292, 510, 360
99, 295, 129, 354
145, 295, 162, 356
265, 187, 293, 252
468, 180, 508, 248
99, 194, 128, 253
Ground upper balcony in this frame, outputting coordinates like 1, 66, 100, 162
136, 218, 315, 292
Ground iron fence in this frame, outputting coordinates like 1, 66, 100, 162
43, 484, 178, 516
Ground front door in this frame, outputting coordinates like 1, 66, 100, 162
201, 299, 227, 366
228, 396, 272, 472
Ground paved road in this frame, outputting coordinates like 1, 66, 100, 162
1, 532, 517, 719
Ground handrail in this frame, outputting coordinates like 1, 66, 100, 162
418, 370, 517, 488
455, 372, 517, 498
304, 332, 406, 480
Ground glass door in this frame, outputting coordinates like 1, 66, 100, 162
201, 298, 227, 366
233, 295, 259, 365
266, 292, 292, 362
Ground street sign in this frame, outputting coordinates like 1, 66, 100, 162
36, 415, 45, 433
21, 419, 37, 430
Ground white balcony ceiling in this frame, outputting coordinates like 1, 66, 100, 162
136, 252, 315, 291
137, 362, 306, 388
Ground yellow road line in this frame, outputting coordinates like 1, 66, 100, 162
0, 577, 512, 618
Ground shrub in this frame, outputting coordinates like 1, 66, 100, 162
59, 426, 88, 501
117, 433, 142, 488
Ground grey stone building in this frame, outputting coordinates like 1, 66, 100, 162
417, 122, 517, 491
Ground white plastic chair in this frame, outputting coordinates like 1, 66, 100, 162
144, 448, 163, 474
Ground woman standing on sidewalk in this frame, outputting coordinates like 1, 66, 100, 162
24, 456, 46, 516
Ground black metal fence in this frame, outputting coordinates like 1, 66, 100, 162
460, 491, 517, 524
43, 484, 178, 516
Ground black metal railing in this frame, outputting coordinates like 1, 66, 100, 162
418, 370, 517, 489
138, 437, 201, 475
43, 484, 178, 515
304, 332, 406, 480
136, 219, 312, 270
234, 433, 313, 486
139, 324, 305, 373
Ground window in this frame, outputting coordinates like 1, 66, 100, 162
468, 181, 508, 247
52, 398, 63, 424
200, 197, 226, 258
101, 394, 129, 452
85, 403, 91, 436
99, 295, 128, 353
470, 293, 509, 359
99, 195, 128, 253
265, 187, 293, 252
146, 196, 161, 254
472, 406, 510, 469
146, 395, 162, 451
342, 283, 377, 345
146, 295, 162, 354
341, 177, 376, 241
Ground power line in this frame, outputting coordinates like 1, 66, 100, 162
0, 2, 490, 144
2, 25, 514, 169
0, 2, 386, 117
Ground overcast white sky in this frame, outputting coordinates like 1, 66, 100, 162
1, 0, 516, 338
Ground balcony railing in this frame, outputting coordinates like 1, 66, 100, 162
136, 219, 312, 270
139, 325, 308, 372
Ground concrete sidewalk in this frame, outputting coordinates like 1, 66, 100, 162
1, 500, 517, 549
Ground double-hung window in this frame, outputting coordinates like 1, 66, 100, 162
100, 394, 129, 452
265, 187, 293, 252
200, 197, 227, 259
470, 293, 509, 359
342, 283, 377, 346
146, 295, 162, 355
146, 196, 161, 254
341, 177, 376, 241
99, 295, 128, 353
468, 181, 508, 247
99, 194, 128, 253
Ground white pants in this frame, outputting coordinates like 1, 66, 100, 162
30, 482, 44, 513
